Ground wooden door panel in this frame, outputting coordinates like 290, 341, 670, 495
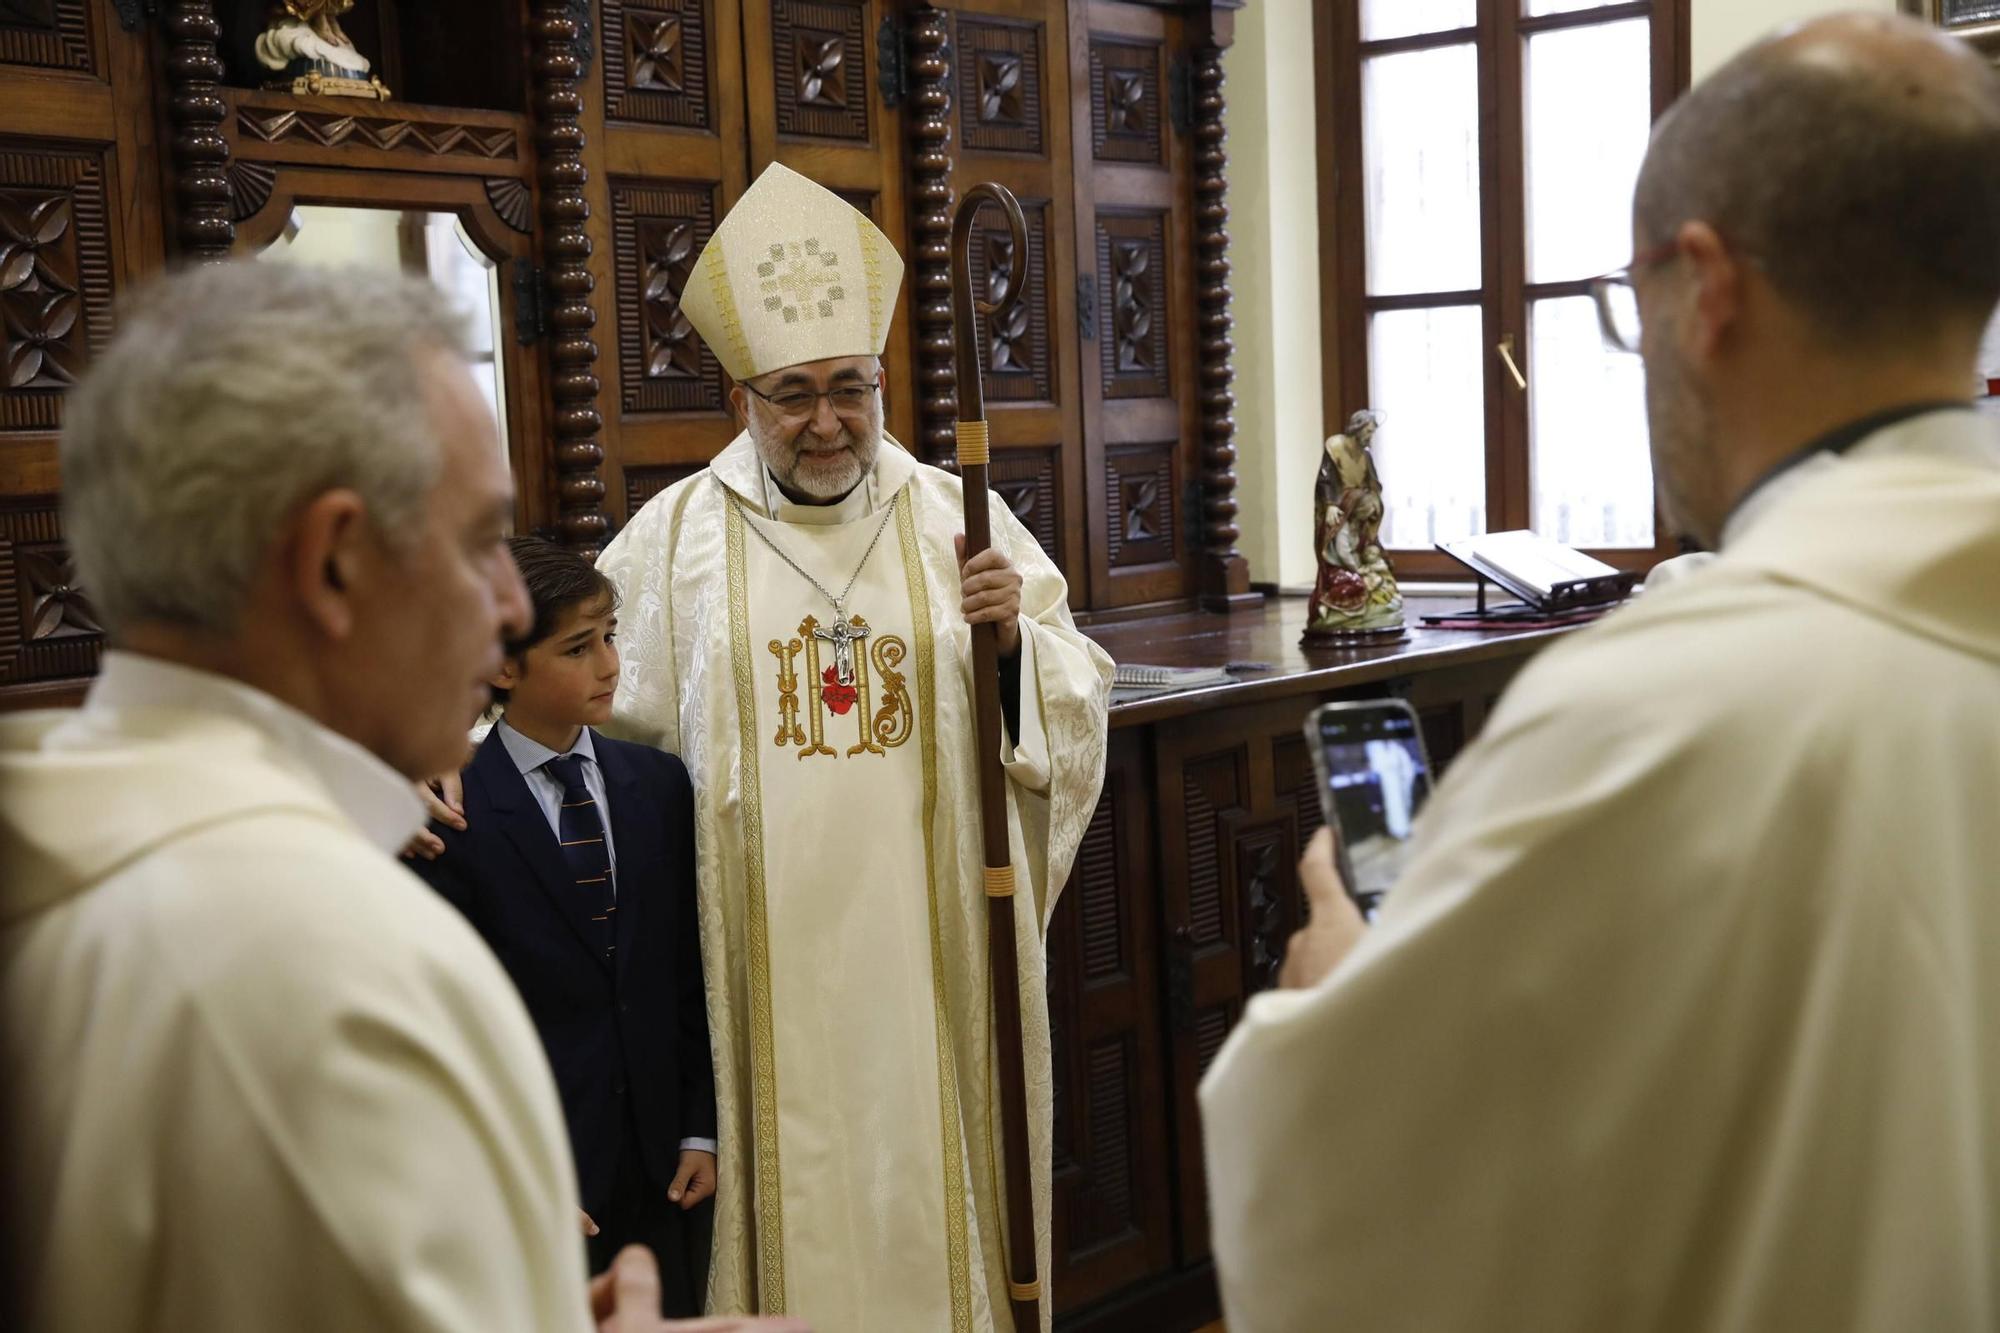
1071, 0, 1197, 612
0, 0, 163, 710
742, 0, 915, 450
1045, 728, 1173, 1313
590, 0, 749, 527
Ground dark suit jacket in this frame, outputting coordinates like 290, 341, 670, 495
414, 727, 716, 1215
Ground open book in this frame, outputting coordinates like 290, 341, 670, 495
1438, 531, 1637, 610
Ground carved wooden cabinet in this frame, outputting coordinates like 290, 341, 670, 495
1045, 629, 1545, 1332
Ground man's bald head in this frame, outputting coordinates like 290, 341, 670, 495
1635, 13, 2000, 350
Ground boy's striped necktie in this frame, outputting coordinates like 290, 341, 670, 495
545, 753, 616, 960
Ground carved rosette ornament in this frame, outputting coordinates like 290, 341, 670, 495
166, 1, 234, 260
532, 0, 609, 553
1192, 28, 1253, 607
907, 6, 956, 465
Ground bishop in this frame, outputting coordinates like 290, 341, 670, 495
595, 163, 1113, 1332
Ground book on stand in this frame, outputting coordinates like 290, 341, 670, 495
1429, 531, 1638, 624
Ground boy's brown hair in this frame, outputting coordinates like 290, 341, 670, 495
494, 536, 618, 703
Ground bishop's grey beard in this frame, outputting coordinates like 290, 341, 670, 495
752, 413, 884, 502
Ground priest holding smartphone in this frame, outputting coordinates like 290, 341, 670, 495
1201, 13, 2000, 1333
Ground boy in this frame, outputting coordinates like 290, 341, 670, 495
415, 537, 717, 1317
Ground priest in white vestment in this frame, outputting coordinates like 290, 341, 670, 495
594, 163, 1113, 1331
0, 265, 713, 1332
1202, 17, 2000, 1333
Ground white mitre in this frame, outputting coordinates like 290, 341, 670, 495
678, 162, 905, 382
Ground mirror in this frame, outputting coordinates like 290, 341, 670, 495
256, 205, 510, 457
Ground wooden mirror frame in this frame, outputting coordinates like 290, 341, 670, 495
230, 168, 553, 538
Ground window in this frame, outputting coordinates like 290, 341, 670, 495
1315, 0, 1689, 574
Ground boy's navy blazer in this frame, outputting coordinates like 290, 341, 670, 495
414, 727, 716, 1215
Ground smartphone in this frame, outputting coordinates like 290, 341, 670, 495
1304, 699, 1436, 920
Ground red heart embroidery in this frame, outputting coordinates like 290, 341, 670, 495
821, 664, 858, 715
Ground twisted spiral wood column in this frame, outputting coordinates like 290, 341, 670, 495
1192, 39, 1254, 607
908, 6, 957, 467
166, 1, 233, 260
532, 0, 609, 554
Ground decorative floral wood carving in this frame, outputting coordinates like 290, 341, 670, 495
1106, 443, 1174, 568
1242, 834, 1285, 992
21, 548, 98, 639
1107, 70, 1143, 133
612, 179, 722, 415
0, 190, 79, 390
0, 501, 103, 691
1111, 238, 1152, 373
980, 53, 1022, 123
956, 16, 1043, 155
1123, 474, 1158, 543
773, 0, 867, 140
1090, 40, 1163, 165
798, 32, 846, 107
982, 231, 1032, 374
632, 13, 684, 90
605, 1, 710, 128
998, 482, 1036, 523
1097, 211, 1169, 399
641, 218, 700, 379
990, 446, 1059, 559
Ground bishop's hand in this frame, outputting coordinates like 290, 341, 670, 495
954, 534, 1023, 657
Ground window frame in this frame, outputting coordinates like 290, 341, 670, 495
1313, 0, 1692, 580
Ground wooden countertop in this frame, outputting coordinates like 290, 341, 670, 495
1081, 593, 1581, 727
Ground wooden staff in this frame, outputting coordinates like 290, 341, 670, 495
949, 182, 1039, 1331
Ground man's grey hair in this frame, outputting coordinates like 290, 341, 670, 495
62, 261, 473, 636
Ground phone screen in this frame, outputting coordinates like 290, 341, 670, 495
1312, 702, 1434, 919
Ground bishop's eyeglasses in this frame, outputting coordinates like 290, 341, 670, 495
742, 380, 881, 421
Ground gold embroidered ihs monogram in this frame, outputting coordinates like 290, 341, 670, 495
771, 613, 913, 759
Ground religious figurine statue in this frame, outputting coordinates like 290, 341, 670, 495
255, 0, 391, 101
1303, 409, 1407, 644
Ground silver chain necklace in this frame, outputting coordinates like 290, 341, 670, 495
720, 478, 899, 687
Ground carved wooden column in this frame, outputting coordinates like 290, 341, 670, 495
532, 0, 609, 554
1192, 5, 1256, 609
908, 6, 957, 466
165, 0, 234, 259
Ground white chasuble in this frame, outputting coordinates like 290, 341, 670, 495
1199, 411, 2000, 1333
596, 434, 1113, 1332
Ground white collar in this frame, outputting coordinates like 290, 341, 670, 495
495, 715, 597, 775
85, 651, 425, 854
1721, 408, 2000, 549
